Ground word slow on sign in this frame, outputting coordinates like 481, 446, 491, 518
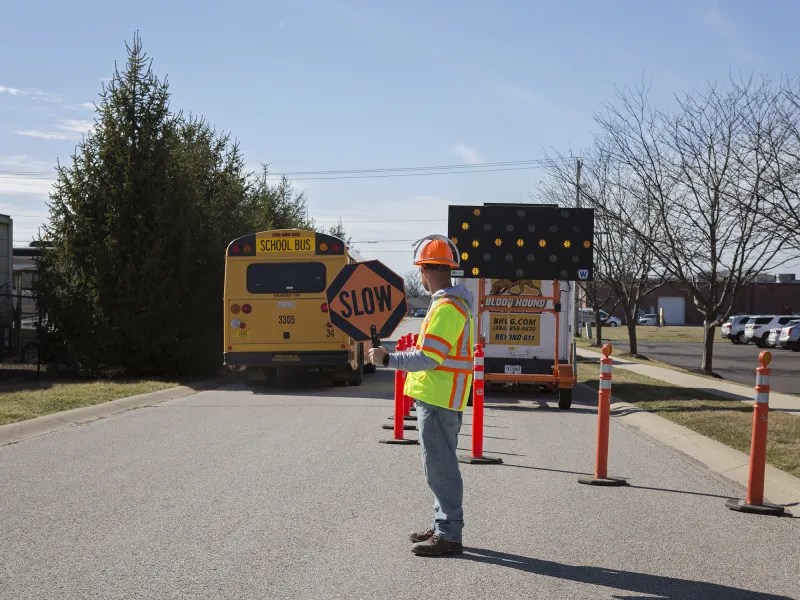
336, 286, 394, 317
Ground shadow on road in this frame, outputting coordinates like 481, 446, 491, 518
245, 369, 395, 401
499, 464, 747, 502
455, 549, 793, 599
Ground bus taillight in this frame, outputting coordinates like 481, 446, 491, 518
331, 242, 341, 252
242, 304, 252, 314
231, 304, 241, 314
231, 244, 241, 254
321, 303, 329, 313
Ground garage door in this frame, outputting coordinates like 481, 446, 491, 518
658, 296, 686, 325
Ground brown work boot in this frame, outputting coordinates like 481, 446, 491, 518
411, 534, 464, 556
409, 528, 435, 543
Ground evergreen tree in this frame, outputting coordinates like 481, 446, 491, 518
325, 218, 352, 245
35, 33, 308, 375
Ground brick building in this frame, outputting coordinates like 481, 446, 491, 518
595, 279, 800, 325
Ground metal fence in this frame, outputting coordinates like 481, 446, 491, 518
0, 280, 43, 377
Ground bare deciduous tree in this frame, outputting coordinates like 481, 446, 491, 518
592, 79, 792, 372
404, 269, 426, 298
540, 148, 664, 354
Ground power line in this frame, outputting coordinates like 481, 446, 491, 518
316, 219, 445, 224
350, 238, 419, 244
270, 165, 546, 181
0, 157, 576, 182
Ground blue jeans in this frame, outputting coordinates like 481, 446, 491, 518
415, 399, 464, 543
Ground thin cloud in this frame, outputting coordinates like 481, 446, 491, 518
0, 85, 24, 95
0, 155, 54, 170
0, 175, 55, 196
452, 144, 483, 165
64, 102, 96, 111
0, 85, 63, 103
13, 130, 75, 140
56, 119, 95, 133
13, 119, 95, 140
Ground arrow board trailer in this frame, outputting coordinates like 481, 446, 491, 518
453, 277, 577, 409
446, 203, 589, 410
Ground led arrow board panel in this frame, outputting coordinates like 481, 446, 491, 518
447, 204, 595, 281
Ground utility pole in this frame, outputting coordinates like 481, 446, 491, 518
574, 159, 583, 336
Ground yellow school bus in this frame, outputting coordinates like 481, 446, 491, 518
223, 229, 373, 385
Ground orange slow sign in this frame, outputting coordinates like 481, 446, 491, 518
326, 260, 408, 342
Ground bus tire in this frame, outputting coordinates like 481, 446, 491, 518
348, 348, 365, 386
558, 388, 572, 410
334, 347, 364, 386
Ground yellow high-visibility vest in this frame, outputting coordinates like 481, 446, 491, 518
404, 295, 474, 411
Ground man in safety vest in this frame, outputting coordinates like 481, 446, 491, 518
369, 235, 474, 557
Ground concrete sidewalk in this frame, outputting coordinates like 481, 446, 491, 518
577, 346, 800, 413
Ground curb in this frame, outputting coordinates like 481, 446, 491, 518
576, 346, 800, 412
0, 378, 226, 447
574, 383, 799, 515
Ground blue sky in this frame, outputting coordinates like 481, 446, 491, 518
2, 0, 800, 276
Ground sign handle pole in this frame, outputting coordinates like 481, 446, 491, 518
370, 325, 380, 349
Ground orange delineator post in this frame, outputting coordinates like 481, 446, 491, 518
726, 351, 785, 515
578, 344, 627, 486
379, 338, 418, 445
458, 344, 502, 465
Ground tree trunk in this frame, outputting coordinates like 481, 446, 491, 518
627, 319, 638, 356
702, 320, 715, 373
593, 308, 603, 348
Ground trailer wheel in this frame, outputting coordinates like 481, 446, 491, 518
558, 388, 573, 410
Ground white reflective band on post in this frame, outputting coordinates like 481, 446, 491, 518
474, 371, 484, 381
599, 380, 612, 390
756, 374, 770, 387
600, 363, 613, 375
474, 357, 484, 366
755, 392, 769, 405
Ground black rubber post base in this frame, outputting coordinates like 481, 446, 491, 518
388, 415, 418, 421
379, 438, 419, 445
726, 498, 786, 516
382, 423, 417, 431
458, 454, 503, 465
578, 476, 628, 487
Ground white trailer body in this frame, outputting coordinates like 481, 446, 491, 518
454, 277, 577, 407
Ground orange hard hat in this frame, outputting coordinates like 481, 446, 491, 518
413, 235, 459, 268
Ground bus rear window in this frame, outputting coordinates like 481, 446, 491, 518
246, 262, 327, 294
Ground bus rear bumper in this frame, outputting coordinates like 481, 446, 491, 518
224, 351, 350, 368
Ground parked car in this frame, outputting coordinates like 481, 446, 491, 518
413, 308, 427, 318
638, 314, 660, 326
744, 315, 797, 347
721, 315, 751, 344
579, 308, 622, 327
777, 320, 800, 351
766, 327, 783, 348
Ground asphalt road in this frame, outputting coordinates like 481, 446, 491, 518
1, 320, 798, 599
610, 339, 800, 394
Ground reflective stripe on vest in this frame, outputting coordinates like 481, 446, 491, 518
405, 294, 474, 411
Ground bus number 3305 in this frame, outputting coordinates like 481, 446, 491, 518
278, 315, 296, 325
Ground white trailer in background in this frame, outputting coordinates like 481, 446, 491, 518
454, 276, 577, 409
